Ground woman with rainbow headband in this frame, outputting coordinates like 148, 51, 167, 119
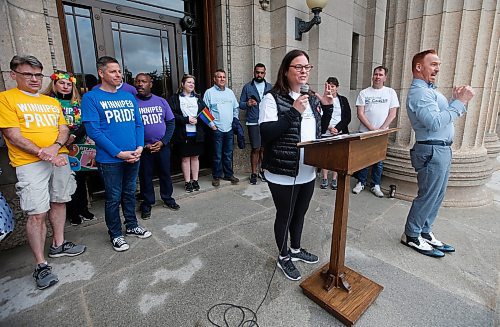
43, 71, 95, 225
168, 74, 216, 193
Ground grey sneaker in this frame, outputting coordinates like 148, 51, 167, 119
48, 241, 86, 258
126, 226, 152, 239
33, 263, 59, 290
277, 255, 301, 281
288, 248, 319, 264
320, 179, 328, 189
330, 179, 338, 190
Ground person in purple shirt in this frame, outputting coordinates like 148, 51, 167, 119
134, 73, 179, 219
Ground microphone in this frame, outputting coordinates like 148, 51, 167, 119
300, 84, 309, 95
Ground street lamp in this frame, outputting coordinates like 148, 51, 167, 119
295, 0, 329, 41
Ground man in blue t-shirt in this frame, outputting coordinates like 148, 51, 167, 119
134, 73, 179, 219
81, 56, 151, 252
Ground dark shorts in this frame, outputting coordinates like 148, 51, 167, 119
247, 125, 261, 149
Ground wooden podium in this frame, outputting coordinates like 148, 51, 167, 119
297, 128, 397, 326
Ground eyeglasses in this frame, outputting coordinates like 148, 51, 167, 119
289, 64, 313, 72
13, 70, 44, 80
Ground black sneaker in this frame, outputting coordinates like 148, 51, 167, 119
185, 181, 193, 193
288, 248, 319, 264
70, 216, 82, 226
141, 207, 151, 220
212, 178, 220, 187
259, 170, 267, 182
48, 240, 86, 258
33, 263, 59, 290
79, 210, 95, 221
164, 203, 180, 211
250, 173, 257, 185
111, 236, 129, 252
277, 256, 301, 281
223, 176, 239, 184
192, 180, 200, 191
126, 226, 152, 238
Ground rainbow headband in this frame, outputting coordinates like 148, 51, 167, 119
50, 72, 77, 84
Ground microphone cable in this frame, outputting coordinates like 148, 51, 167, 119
207, 158, 301, 327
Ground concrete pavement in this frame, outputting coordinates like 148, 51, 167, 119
0, 166, 499, 326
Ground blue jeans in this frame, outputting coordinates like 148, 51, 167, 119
212, 130, 234, 179
98, 161, 140, 239
356, 161, 383, 186
139, 146, 176, 211
405, 144, 452, 237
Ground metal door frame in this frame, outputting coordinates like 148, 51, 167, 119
58, 0, 184, 92
100, 13, 179, 93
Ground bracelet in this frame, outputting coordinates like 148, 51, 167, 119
54, 141, 63, 148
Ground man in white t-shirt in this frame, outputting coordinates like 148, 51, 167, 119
352, 66, 400, 197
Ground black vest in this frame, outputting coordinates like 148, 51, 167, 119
262, 92, 323, 177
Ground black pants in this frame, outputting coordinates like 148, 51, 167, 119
139, 145, 175, 211
268, 179, 315, 257
66, 171, 90, 219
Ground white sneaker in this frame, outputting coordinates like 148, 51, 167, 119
371, 185, 384, 198
352, 182, 364, 194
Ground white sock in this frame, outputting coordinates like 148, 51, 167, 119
290, 247, 301, 254
37, 261, 48, 268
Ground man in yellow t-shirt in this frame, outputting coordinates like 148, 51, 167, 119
0, 55, 86, 290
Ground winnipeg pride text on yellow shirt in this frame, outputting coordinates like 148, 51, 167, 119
0, 88, 68, 167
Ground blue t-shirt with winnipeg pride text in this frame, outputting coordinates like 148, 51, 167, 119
81, 88, 144, 163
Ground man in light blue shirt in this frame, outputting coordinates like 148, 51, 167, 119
401, 49, 475, 258
203, 69, 240, 187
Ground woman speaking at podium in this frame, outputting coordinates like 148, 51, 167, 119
259, 50, 333, 281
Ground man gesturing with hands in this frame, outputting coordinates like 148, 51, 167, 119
401, 49, 475, 258
82, 56, 151, 252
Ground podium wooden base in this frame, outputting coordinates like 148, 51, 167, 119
300, 264, 383, 326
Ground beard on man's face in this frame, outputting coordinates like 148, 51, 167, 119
254, 77, 264, 83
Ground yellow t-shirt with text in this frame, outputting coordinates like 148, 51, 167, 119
0, 88, 68, 167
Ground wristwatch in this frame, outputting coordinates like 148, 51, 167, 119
54, 141, 63, 148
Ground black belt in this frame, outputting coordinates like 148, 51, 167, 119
416, 140, 452, 146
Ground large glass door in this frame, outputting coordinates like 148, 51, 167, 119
101, 15, 180, 99
59, 0, 212, 179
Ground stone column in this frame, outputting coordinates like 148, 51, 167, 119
382, 0, 499, 207
483, 37, 500, 167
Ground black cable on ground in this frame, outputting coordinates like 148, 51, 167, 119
207, 165, 300, 326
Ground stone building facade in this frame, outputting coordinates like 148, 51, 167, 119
0, 0, 498, 249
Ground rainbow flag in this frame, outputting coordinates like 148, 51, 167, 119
198, 107, 215, 126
